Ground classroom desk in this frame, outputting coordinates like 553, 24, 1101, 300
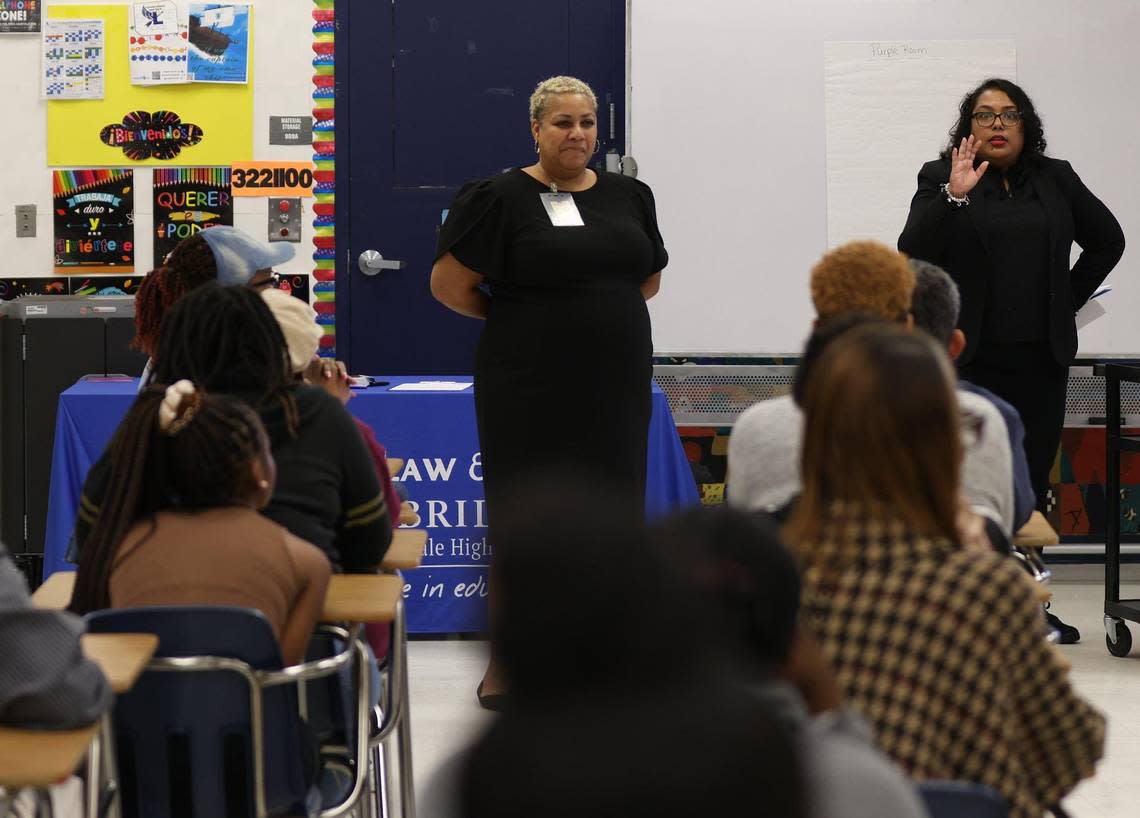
35, 571, 403, 626
43, 376, 699, 632
80, 634, 159, 694
0, 724, 97, 790
0, 632, 156, 815
1013, 510, 1061, 549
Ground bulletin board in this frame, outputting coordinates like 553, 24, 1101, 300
47, 4, 253, 167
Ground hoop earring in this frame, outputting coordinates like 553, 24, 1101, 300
593, 141, 601, 155
534, 141, 540, 155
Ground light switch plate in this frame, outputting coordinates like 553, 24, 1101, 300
268, 197, 302, 243
15, 204, 35, 238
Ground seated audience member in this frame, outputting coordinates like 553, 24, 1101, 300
729, 241, 915, 512
0, 548, 110, 817
0, 548, 111, 728
74, 285, 392, 574
261, 287, 400, 659
911, 262, 1078, 639
134, 226, 295, 387
69, 383, 330, 666
451, 478, 805, 818
909, 259, 1036, 532
787, 323, 1104, 818
655, 506, 927, 818
261, 288, 402, 530
729, 240, 1013, 535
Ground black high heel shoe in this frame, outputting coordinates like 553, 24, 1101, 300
476, 681, 507, 711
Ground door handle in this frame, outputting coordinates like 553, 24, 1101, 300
358, 250, 407, 276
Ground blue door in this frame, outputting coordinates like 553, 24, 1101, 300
336, 0, 626, 373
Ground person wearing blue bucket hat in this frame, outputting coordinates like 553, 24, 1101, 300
199, 225, 297, 287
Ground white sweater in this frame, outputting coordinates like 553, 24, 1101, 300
727, 391, 1014, 534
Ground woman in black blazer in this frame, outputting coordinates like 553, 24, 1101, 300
900, 78, 1125, 514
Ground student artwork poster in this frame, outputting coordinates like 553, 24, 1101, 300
53, 170, 135, 273
187, 3, 249, 84
152, 167, 233, 267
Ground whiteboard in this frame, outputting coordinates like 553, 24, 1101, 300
631, 1, 1140, 355
824, 40, 1016, 248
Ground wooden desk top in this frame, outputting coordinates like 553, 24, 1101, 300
80, 633, 158, 694
398, 503, 419, 526
1013, 510, 1060, 549
31, 571, 73, 611
36, 570, 402, 625
0, 724, 96, 789
381, 529, 426, 571
322, 574, 403, 624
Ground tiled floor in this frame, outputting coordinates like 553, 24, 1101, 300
404, 565, 1140, 817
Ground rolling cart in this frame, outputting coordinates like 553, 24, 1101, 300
1099, 363, 1140, 657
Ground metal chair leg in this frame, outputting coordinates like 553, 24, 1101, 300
85, 729, 101, 818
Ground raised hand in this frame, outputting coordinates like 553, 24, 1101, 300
948, 135, 989, 198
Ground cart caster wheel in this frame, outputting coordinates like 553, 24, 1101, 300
1107, 622, 1132, 658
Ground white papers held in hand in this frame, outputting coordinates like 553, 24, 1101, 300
1076, 284, 1112, 331
389, 381, 473, 392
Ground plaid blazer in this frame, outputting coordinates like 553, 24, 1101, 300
796, 504, 1104, 818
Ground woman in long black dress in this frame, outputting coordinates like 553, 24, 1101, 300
431, 75, 667, 704
899, 78, 1125, 642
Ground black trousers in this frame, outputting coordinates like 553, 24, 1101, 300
958, 341, 1068, 512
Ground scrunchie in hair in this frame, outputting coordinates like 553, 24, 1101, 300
159, 380, 199, 435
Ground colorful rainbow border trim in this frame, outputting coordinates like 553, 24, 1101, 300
312, 0, 336, 356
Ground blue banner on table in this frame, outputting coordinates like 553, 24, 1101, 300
44, 377, 700, 633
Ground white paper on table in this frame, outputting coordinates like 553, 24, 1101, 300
389, 381, 474, 392
824, 40, 1016, 248
42, 19, 105, 100
129, 1, 190, 86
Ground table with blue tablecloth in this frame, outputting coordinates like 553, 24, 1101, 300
43, 376, 700, 632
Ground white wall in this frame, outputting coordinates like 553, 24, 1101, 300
633, 1, 1140, 355
0, 0, 317, 281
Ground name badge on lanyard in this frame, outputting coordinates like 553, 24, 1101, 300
540, 191, 585, 227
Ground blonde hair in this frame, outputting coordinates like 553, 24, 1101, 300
529, 76, 598, 123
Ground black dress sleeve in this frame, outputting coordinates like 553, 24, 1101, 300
1056, 160, 1126, 308
436, 178, 507, 280
632, 178, 669, 274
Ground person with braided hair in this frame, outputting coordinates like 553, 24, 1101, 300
69, 382, 330, 666
72, 285, 392, 575
133, 226, 295, 388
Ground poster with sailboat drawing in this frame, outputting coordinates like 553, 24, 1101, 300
186, 3, 248, 83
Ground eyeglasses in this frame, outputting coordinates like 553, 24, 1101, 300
961, 411, 986, 449
971, 110, 1022, 127
250, 271, 280, 290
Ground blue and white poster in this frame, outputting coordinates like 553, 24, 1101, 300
186, 3, 248, 84
129, 1, 189, 86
